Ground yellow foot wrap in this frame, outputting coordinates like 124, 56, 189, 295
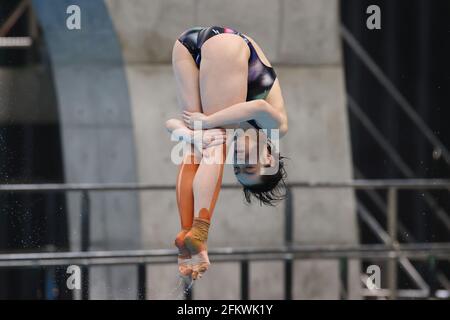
184, 217, 211, 280
184, 217, 210, 254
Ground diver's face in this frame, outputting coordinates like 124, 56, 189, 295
233, 133, 273, 186
234, 162, 265, 186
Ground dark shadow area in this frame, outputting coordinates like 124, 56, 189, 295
341, 0, 450, 292
0, 1, 70, 299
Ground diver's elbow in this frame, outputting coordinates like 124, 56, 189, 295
280, 123, 288, 137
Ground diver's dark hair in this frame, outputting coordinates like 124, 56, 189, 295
242, 156, 287, 206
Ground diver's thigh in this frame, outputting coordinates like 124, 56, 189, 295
199, 34, 249, 115
172, 40, 202, 113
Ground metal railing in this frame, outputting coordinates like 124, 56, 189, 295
341, 24, 450, 165
0, 0, 35, 49
0, 244, 449, 300
1, 179, 450, 299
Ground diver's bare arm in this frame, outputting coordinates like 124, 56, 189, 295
206, 99, 278, 126
184, 99, 288, 137
166, 118, 227, 148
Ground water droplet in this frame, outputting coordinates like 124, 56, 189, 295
432, 148, 442, 160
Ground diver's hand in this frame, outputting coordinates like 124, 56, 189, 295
192, 129, 226, 151
202, 129, 226, 148
183, 111, 211, 130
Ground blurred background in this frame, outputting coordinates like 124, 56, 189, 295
0, 0, 449, 299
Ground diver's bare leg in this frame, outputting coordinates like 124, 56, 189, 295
184, 34, 249, 279
172, 40, 203, 276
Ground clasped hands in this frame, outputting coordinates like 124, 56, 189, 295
182, 111, 226, 154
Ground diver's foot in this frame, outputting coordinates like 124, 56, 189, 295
174, 229, 192, 277
184, 217, 211, 280
190, 250, 210, 280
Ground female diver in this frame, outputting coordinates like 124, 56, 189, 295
166, 26, 288, 280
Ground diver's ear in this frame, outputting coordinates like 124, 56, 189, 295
264, 153, 276, 167
271, 154, 278, 167
261, 153, 279, 175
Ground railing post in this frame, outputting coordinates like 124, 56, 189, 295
428, 255, 437, 299
240, 260, 249, 300
80, 190, 90, 300
284, 187, 293, 300
184, 282, 193, 300
339, 257, 348, 300
137, 263, 146, 300
387, 187, 398, 299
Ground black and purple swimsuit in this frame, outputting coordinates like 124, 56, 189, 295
178, 26, 277, 104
